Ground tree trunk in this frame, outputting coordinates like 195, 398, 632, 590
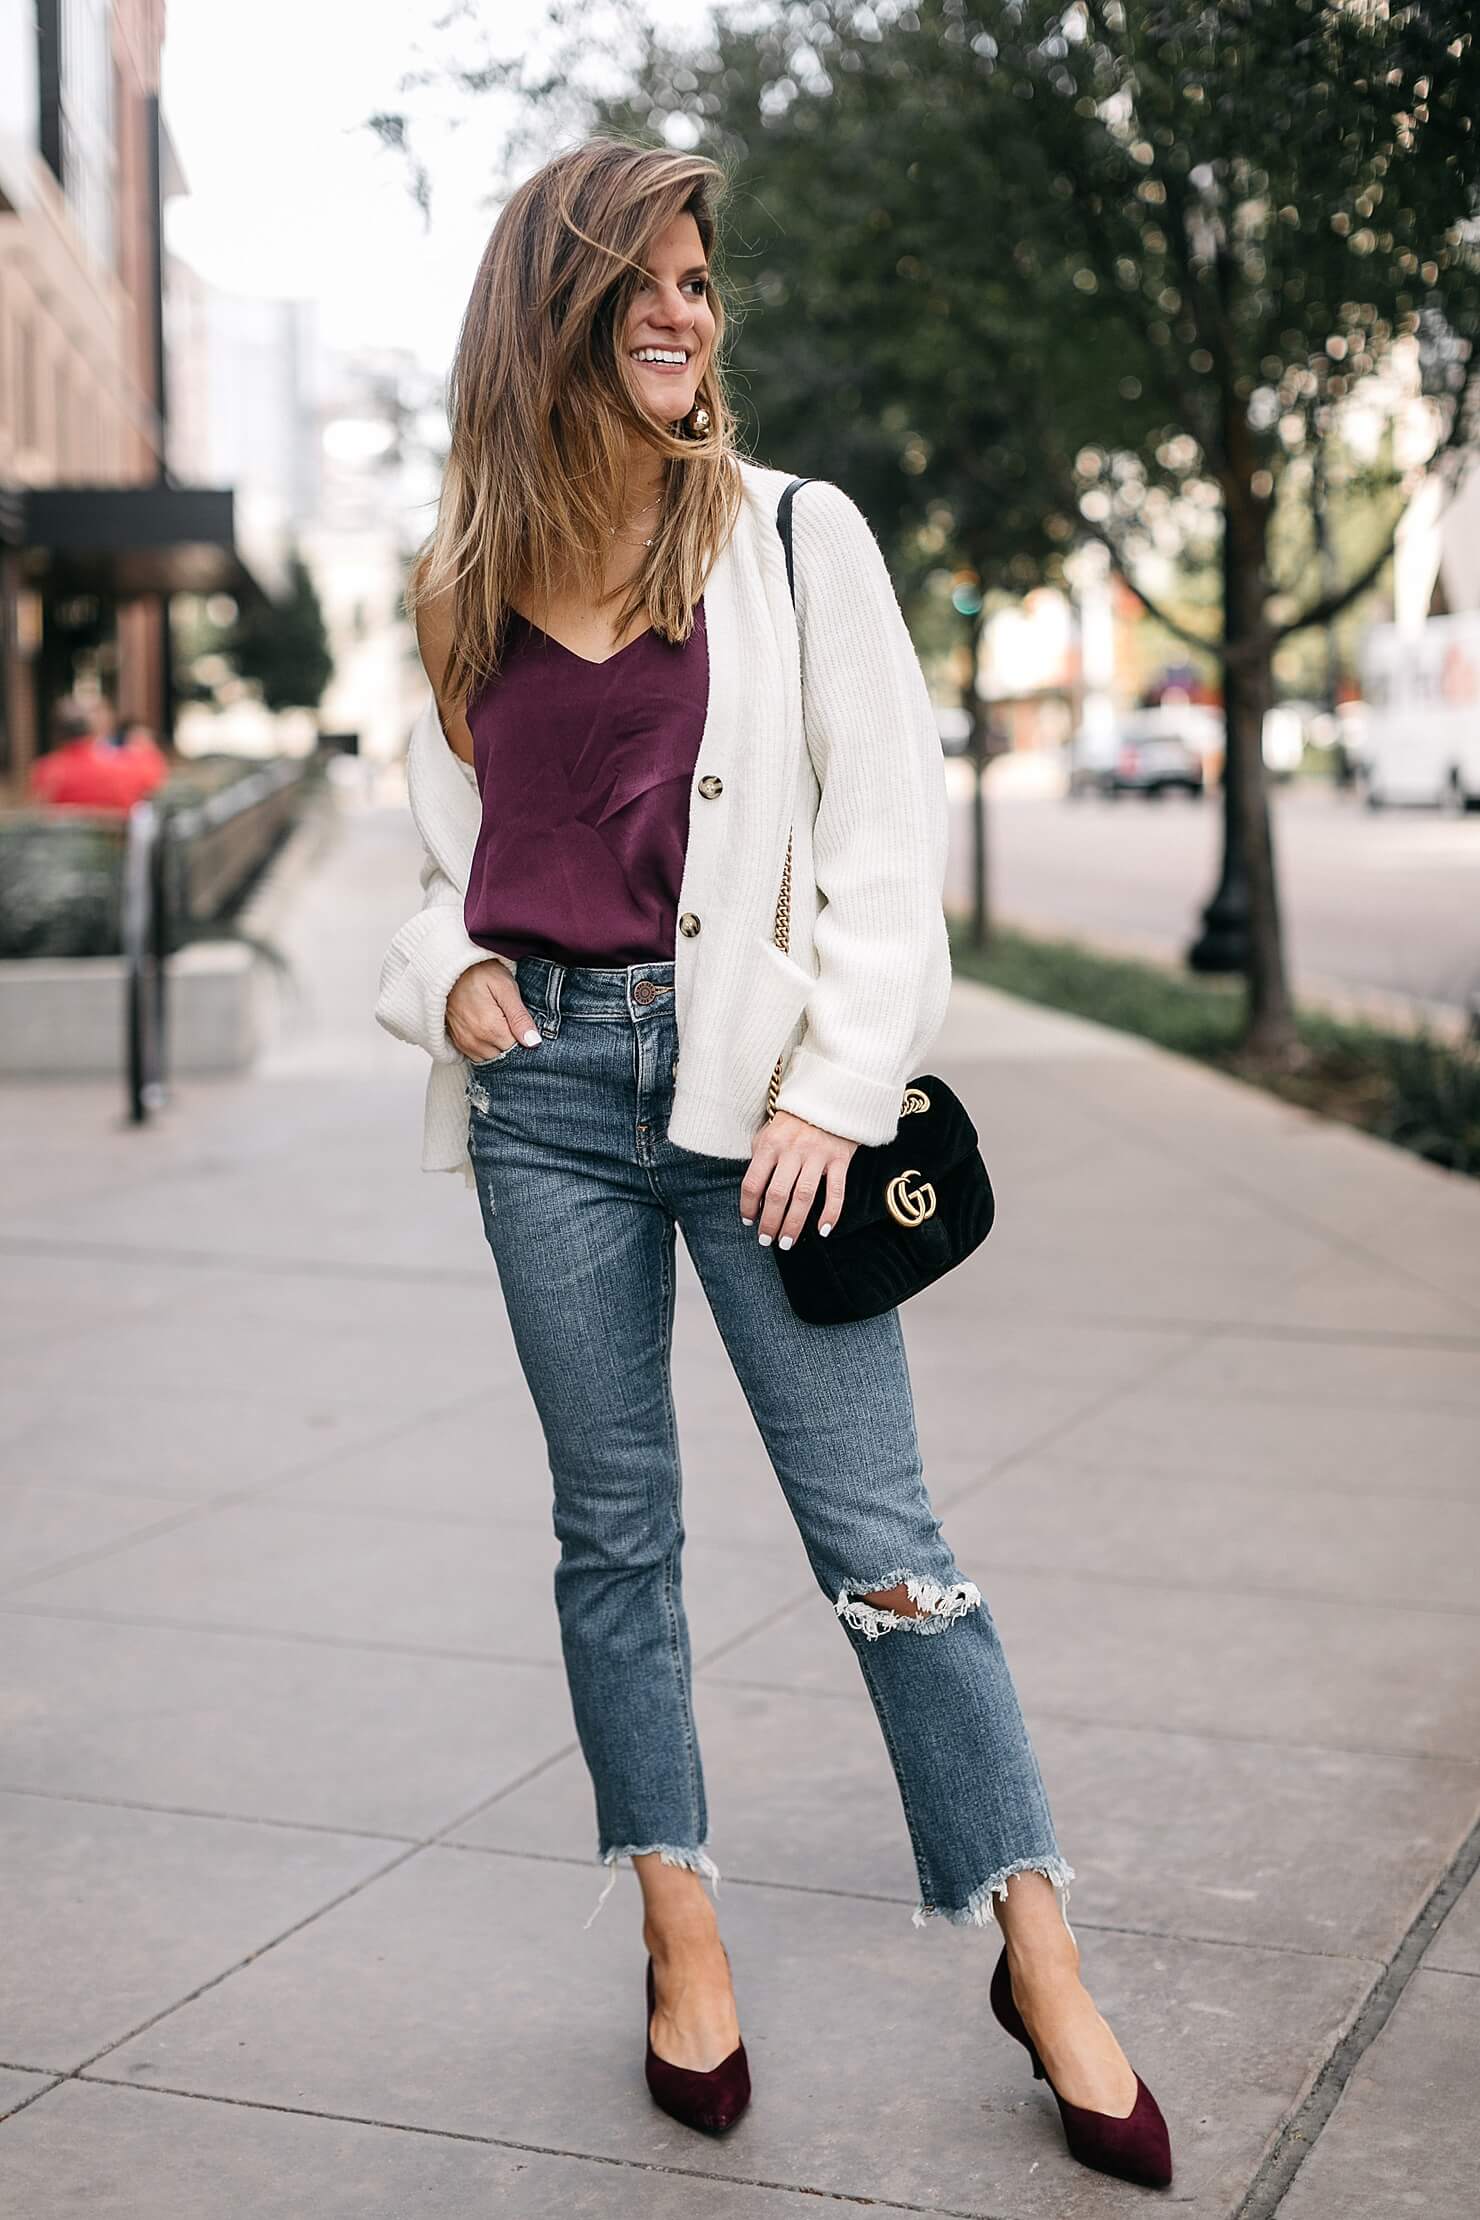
1225, 494, 1297, 1060
1188, 511, 1250, 974
1232, 628, 1297, 1058
1189, 413, 1298, 1057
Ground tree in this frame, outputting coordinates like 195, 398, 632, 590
230, 550, 334, 716
662, 0, 1480, 1054
912, 0, 1480, 1057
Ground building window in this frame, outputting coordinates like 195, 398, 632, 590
57, 368, 73, 476
17, 318, 36, 453
37, 0, 117, 272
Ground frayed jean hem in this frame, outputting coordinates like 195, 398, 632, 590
912, 1853, 1077, 1939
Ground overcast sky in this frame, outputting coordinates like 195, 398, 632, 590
161, 0, 711, 379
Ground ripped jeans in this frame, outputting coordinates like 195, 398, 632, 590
466, 956, 1073, 1932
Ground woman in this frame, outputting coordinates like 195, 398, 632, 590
376, 138, 1170, 2190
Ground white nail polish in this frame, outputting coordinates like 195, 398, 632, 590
522, 1029, 540, 1047
758, 1233, 772, 1247
819, 1223, 833, 1238
740, 1215, 754, 1226
778, 1235, 793, 1251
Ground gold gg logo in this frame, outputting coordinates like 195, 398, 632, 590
901, 1086, 931, 1117
885, 1169, 937, 1228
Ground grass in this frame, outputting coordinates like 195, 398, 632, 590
948, 921, 1480, 1180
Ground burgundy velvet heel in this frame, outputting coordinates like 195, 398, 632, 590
990, 1946, 1172, 2190
644, 1956, 751, 2135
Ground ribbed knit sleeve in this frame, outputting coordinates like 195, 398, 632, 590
774, 478, 953, 1145
374, 841, 514, 1064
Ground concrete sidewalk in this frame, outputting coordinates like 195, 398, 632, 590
3, 784, 1478, 2218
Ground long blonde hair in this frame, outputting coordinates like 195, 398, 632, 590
407, 137, 745, 713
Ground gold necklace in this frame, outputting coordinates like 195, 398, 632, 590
609, 495, 663, 548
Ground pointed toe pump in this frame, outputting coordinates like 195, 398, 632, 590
644, 1956, 751, 2136
990, 1946, 1172, 2191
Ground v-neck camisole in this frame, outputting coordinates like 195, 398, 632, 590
462, 599, 709, 967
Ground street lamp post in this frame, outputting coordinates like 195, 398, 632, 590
1188, 516, 1250, 974
956, 583, 990, 952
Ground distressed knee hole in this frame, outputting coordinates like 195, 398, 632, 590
834, 1571, 983, 1639
860, 1581, 925, 1618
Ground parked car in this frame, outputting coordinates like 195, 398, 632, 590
1357, 613, 1480, 810
1067, 707, 1212, 797
1069, 699, 1326, 796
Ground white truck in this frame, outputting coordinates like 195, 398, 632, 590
1358, 612, 1480, 810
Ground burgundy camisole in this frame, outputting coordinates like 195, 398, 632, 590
463, 599, 709, 966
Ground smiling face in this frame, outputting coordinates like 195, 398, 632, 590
620, 210, 716, 428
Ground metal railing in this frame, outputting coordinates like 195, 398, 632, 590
122, 798, 170, 1122
164, 756, 307, 928
119, 754, 318, 1122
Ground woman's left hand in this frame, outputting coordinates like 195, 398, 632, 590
741, 1110, 857, 1248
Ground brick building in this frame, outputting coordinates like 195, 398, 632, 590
0, 0, 259, 794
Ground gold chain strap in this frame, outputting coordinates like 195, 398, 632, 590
766, 477, 802, 1124
764, 829, 794, 1121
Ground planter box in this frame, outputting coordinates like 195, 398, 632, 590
0, 776, 339, 1081
0, 941, 260, 1077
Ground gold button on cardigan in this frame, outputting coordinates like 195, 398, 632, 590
374, 456, 952, 1186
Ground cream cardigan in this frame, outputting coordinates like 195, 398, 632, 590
374, 455, 952, 1185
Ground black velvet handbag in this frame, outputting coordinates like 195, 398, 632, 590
764, 476, 996, 1327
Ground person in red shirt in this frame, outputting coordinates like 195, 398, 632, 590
29, 697, 169, 812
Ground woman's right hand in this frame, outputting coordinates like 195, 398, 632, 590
446, 959, 542, 1062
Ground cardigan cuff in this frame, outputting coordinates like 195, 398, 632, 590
376, 909, 512, 1064
773, 1044, 907, 1148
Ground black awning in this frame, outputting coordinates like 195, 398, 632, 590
19, 483, 272, 605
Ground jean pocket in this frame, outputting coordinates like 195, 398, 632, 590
466, 1012, 559, 1085
468, 1042, 518, 1074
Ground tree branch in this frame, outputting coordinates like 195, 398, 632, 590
1267, 354, 1480, 644
1080, 515, 1224, 657
1019, 381, 1226, 658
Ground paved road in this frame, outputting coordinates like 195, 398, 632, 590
946, 769, 1480, 1020
2, 786, 1479, 2217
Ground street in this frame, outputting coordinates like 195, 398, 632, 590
947, 767, 1480, 1021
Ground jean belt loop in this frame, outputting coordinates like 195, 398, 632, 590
548, 961, 565, 1023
